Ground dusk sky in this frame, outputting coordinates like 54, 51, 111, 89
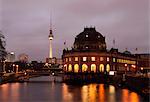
0, 0, 149, 61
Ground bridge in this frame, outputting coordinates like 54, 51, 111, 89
9, 68, 64, 82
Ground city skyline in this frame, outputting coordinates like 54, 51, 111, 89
0, 0, 149, 61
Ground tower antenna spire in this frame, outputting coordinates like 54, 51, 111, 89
49, 13, 53, 34
48, 13, 54, 59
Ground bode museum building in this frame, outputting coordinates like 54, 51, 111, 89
62, 27, 149, 74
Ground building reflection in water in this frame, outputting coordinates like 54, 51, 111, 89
81, 85, 88, 102
62, 83, 141, 102
122, 89, 140, 102
1, 83, 20, 102
62, 83, 73, 102
0, 82, 141, 102
99, 84, 105, 102
108, 85, 116, 102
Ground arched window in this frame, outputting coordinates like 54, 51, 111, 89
82, 64, 88, 72
64, 64, 67, 71
74, 64, 79, 73
99, 64, 104, 72
106, 64, 110, 72
91, 64, 96, 72
68, 64, 72, 72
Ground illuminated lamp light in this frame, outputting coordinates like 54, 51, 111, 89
125, 64, 127, 67
10, 52, 15, 55
109, 71, 115, 75
131, 65, 136, 68
141, 67, 143, 70
45, 63, 49, 66
24, 72, 27, 75
52, 72, 55, 76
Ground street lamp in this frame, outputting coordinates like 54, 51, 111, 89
3, 60, 7, 73
13, 64, 15, 72
16, 65, 19, 73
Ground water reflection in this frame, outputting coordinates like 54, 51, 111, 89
62, 83, 142, 102
99, 84, 105, 102
0, 77, 143, 102
108, 85, 116, 102
62, 84, 73, 102
1, 83, 20, 102
122, 89, 140, 102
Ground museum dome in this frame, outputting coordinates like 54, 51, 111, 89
73, 27, 106, 51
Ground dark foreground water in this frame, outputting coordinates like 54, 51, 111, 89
0, 76, 146, 102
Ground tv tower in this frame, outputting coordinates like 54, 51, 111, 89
48, 17, 54, 59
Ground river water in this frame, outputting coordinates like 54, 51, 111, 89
0, 76, 146, 102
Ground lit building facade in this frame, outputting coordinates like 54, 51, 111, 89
62, 27, 139, 74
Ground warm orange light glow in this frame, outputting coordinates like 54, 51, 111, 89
99, 64, 104, 72
69, 57, 71, 61
66, 58, 68, 62
130, 92, 139, 102
108, 85, 116, 102
141, 67, 143, 70
99, 84, 105, 102
91, 64, 96, 72
100, 57, 104, 61
74, 57, 78, 61
62, 84, 73, 102
74, 64, 79, 73
106, 64, 110, 72
117, 59, 136, 64
107, 57, 109, 62
81, 85, 88, 102
131, 65, 136, 68
91, 57, 96, 61
64, 64, 67, 71
82, 64, 88, 72
83, 57, 87, 61
68, 64, 72, 72
89, 84, 96, 102
125, 64, 127, 67
122, 89, 129, 102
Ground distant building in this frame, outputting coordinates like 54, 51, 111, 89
0, 31, 7, 72
137, 54, 150, 73
62, 27, 148, 74
6, 51, 15, 62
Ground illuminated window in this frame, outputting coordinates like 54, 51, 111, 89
66, 58, 68, 62
107, 57, 109, 62
82, 64, 88, 72
100, 57, 104, 61
68, 64, 72, 72
64, 64, 67, 71
113, 58, 116, 62
99, 64, 104, 72
83, 57, 87, 61
106, 64, 110, 72
75, 57, 78, 61
74, 64, 79, 73
69, 57, 71, 61
91, 57, 96, 61
91, 64, 96, 72
117, 59, 136, 64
